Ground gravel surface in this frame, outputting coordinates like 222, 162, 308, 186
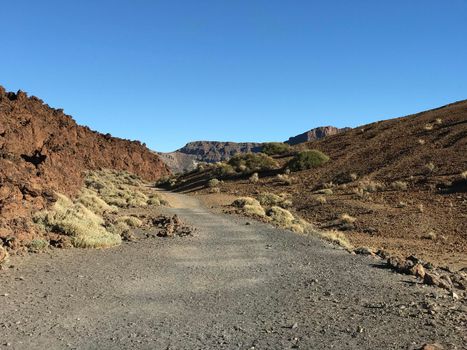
0, 192, 465, 349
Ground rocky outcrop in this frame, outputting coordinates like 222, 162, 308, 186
160, 128, 349, 173
285, 126, 350, 145
0, 86, 170, 246
159, 141, 262, 173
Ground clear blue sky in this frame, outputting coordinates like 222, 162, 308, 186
1, 1, 466, 152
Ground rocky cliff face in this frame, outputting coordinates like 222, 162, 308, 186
159, 141, 262, 173
285, 126, 350, 145
0, 86, 170, 245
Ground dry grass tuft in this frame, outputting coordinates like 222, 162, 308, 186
391, 181, 408, 191
232, 197, 266, 217
249, 172, 259, 183
340, 213, 356, 224
418, 139, 426, 145
425, 162, 435, 172
461, 171, 467, 179
116, 216, 143, 228
317, 230, 353, 250
424, 123, 434, 131
315, 195, 327, 204
315, 188, 333, 195
257, 192, 291, 208
34, 193, 122, 249
0, 246, 10, 269
266, 206, 307, 233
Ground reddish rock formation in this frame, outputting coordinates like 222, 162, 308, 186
285, 126, 350, 145
0, 86, 170, 245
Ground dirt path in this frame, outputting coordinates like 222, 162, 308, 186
0, 192, 465, 349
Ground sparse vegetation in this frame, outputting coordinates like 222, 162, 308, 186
315, 195, 327, 204
317, 230, 353, 251
116, 216, 143, 228
288, 150, 329, 171
315, 188, 333, 195
276, 174, 293, 185
228, 153, 278, 173
358, 179, 385, 193
391, 181, 408, 191
462, 171, 467, 179
418, 139, 426, 145
424, 123, 433, 131
425, 162, 435, 172
340, 213, 356, 224
266, 206, 307, 233
257, 192, 291, 208
249, 172, 259, 183
208, 178, 220, 188
261, 142, 291, 156
34, 193, 122, 249
0, 246, 9, 269
27, 239, 50, 252
231, 197, 266, 217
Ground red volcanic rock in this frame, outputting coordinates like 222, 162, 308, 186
0, 87, 170, 246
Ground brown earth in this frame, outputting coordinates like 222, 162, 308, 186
0, 86, 170, 248
167, 100, 467, 271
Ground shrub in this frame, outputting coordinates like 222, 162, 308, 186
288, 150, 329, 171
262, 142, 291, 156
266, 206, 307, 233
207, 178, 220, 188
315, 195, 327, 204
27, 239, 49, 252
315, 188, 333, 195
249, 173, 259, 183
214, 163, 236, 176
424, 124, 433, 131
257, 192, 291, 208
116, 216, 143, 228
34, 193, 121, 249
462, 171, 467, 179
0, 246, 9, 269
77, 189, 116, 214
318, 230, 353, 250
340, 213, 356, 224
358, 180, 385, 193
276, 174, 293, 185
228, 153, 278, 173
391, 181, 408, 191
425, 162, 435, 172
231, 197, 266, 217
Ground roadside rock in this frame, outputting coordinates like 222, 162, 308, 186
424, 272, 453, 290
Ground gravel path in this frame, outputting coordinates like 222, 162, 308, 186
0, 192, 465, 349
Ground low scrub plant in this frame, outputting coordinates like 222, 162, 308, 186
249, 172, 259, 183
288, 150, 329, 171
116, 216, 143, 228
34, 193, 121, 249
257, 192, 291, 208
391, 181, 408, 191
266, 206, 308, 233
228, 153, 278, 173
317, 230, 353, 251
207, 178, 220, 188
231, 197, 266, 217
261, 142, 291, 156
276, 174, 293, 185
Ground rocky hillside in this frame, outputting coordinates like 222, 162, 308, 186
159, 141, 262, 173
160, 127, 347, 173
0, 87, 170, 246
167, 100, 467, 270
285, 126, 350, 145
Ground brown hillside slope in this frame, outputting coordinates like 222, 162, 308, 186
0, 87, 170, 246
169, 100, 467, 269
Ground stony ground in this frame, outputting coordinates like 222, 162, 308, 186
0, 192, 465, 349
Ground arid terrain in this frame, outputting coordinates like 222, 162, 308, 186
165, 100, 467, 272
0, 191, 465, 349
0, 88, 466, 349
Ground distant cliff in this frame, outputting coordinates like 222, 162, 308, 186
285, 126, 350, 145
160, 127, 349, 173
